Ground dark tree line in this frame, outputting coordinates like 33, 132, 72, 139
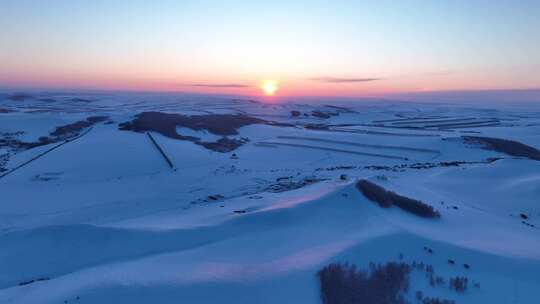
356, 180, 441, 218
317, 262, 411, 304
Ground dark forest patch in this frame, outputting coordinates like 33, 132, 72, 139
318, 262, 411, 304
6, 93, 34, 101
69, 97, 93, 103
119, 112, 267, 152
462, 136, 540, 161
304, 123, 330, 130
119, 112, 265, 137
0, 108, 15, 113
324, 104, 356, 113
197, 137, 250, 153
1, 116, 109, 151
311, 110, 339, 119
356, 179, 440, 218
50, 116, 108, 138
318, 260, 473, 304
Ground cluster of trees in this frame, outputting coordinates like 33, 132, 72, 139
462, 136, 540, 161
318, 259, 473, 304
317, 262, 411, 304
356, 180, 441, 218
317, 254, 474, 304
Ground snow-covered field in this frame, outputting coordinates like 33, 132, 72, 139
1, 91, 539, 303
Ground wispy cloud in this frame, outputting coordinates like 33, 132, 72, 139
308, 77, 382, 83
423, 70, 454, 76
183, 83, 251, 88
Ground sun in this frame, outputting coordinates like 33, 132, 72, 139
260, 80, 278, 96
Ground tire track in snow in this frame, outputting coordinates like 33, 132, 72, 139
277, 136, 440, 155
256, 141, 408, 160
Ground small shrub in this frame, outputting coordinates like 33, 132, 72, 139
449, 276, 468, 292
422, 297, 456, 304
423, 246, 433, 254
428, 274, 435, 287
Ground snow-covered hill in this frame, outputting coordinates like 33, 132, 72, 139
1, 91, 539, 303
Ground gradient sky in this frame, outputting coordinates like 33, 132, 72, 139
1, 0, 539, 96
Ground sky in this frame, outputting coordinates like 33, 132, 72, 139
1, 0, 539, 97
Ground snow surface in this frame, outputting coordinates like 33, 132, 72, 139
0, 91, 539, 303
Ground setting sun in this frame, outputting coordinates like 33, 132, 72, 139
260, 80, 278, 96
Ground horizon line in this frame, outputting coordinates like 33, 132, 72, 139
1, 84, 540, 99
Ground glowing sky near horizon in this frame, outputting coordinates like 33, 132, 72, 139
1, 0, 539, 96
